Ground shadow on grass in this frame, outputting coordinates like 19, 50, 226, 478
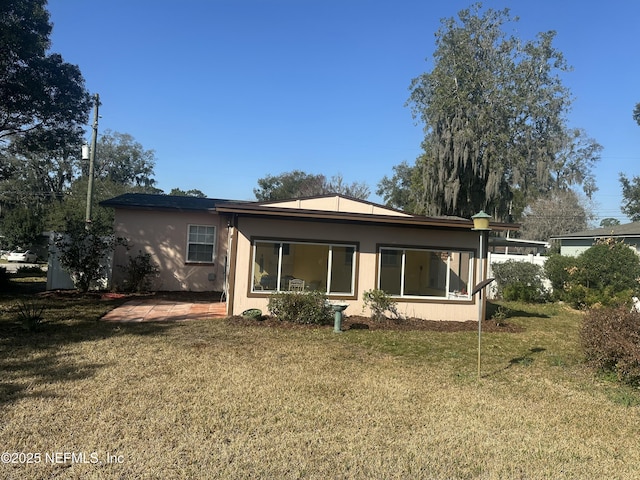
482, 347, 548, 379
507, 347, 546, 368
0, 287, 181, 405
508, 347, 547, 367
487, 302, 552, 321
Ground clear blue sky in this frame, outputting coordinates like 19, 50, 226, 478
47, 0, 640, 224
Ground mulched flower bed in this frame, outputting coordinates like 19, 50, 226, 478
228, 315, 523, 333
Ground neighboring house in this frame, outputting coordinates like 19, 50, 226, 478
551, 222, 640, 257
100, 193, 517, 322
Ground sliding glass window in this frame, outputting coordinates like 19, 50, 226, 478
252, 241, 356, 295
378, 247, 473, 300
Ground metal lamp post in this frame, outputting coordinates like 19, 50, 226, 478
471, 211, 492, 380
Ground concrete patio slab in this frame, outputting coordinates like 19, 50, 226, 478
101, 299, 227, 323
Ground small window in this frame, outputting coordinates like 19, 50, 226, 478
187, 225, 215, 263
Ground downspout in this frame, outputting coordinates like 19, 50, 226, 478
221, 222, 231, 302
224, 214, 239, 316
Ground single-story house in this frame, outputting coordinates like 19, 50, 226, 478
100, 193, 517, 321
551, 222, 640, 257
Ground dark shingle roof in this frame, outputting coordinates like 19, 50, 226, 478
551, 221, 640, 239
100, 193, 240, 211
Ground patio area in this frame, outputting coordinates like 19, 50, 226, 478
101, 299, 227, 323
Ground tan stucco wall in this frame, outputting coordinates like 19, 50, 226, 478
264, 196, 410, 216
230, 216, 480, 321
111, 209, 228, 292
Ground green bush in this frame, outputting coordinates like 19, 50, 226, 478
491, 260, 548, 303
557, 240, 640, 308
118, 251, 160, 293
544, 253, 576, 300
16, 265, 45, 276
582, 306, 640, 386
267, 290, 332, 325
54, 219, 124, 293
574, 240, 640, 293
363, 289, 398, 321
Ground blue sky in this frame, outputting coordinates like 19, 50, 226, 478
47, 0, 640, 223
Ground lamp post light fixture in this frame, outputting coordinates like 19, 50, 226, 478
471, 210, 493, 380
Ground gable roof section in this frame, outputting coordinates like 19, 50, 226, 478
551, 221, 640, 240
258, 194, 411, 217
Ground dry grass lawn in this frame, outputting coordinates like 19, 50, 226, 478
1, 289, 640, 479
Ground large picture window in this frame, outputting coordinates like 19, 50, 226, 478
378, 247, 473, 300
252, 240, 356, 295
187, 225, 215, 263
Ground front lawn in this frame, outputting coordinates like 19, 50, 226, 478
1, 293, 639, 479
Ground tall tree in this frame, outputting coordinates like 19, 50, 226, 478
254, 170, 369, 201
519, 189, 593, 242
376, 161, 419, 212
325, 174, 370, 200
634, 102, 640, 126
620, 173, 640, 222
0, 0, 90, 247
169, 188, 207, 198
401, 4, 600, 220
600, 218, 620, 227
47, 130, 160, 232
0, 0, 90, 152
91, 130, 157, 188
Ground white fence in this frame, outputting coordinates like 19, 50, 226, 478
487, 252, 549, 299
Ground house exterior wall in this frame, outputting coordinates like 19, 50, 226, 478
560, 238, 640, 257
111, 209, 228, 292
559, 239, 596, 257
229, 216, 481, 321
266, 196, 410, 216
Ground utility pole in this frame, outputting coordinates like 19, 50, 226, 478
84, 93, 100, 229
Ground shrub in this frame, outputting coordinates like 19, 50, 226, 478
491, 260, 548, 303
16, 299, 46, 331
574, 240, 640, 293
363, 289, 398, 321
118, 251, 159, 292
54, 219, 124, 292
582, 306, 640, 386
267, 290, 332, 325
560, 240, 640, 308
490, 304, 512, 325
544, 253, 576, 300
16, 265, 45, 276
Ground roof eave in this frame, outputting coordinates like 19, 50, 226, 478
216, 203, 518, 231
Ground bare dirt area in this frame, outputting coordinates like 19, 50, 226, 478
228, 315, 523, 333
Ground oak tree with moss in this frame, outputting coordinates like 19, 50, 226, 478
382, 4, 601, 220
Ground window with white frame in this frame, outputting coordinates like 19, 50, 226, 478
378, 247, 473, 300
251, 240, 356, 295
187, 225, 215, 263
